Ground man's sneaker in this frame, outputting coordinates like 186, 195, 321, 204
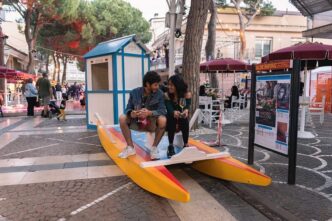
118, 146, 136, 158
150, 147, 160, 160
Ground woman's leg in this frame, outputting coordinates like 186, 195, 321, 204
26, 97, 31, 116
30, 97, 36, 116
27, 97, 34, 116
179, 118, 189, 146
166, 115, 176, 144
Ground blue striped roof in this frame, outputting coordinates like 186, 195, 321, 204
84, 34, 143, 59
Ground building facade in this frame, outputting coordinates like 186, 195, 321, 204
2, 21, 29, 71
149, 7, 332, 74
291, 0, 332, 39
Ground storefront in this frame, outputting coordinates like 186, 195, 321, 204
0, 66, 37, 107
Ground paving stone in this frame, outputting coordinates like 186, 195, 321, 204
0, 132, 103, 159
35, 118, 87, 128
0, 177, 179, 221
197, 113, 332, 221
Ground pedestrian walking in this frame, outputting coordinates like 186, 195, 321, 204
36, 72, 52, 117
55, 82, 62, 101
24, 78, 38, 116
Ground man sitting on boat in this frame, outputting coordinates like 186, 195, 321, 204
118, 71, 167, 160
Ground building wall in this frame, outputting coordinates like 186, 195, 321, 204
66, 62, 85, 83
150, 8, 332, 69
148, 16, 166, 49
202, 10, 309, 63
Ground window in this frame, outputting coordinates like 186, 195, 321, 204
255, 38, 272, 59
91, 62, 109, 90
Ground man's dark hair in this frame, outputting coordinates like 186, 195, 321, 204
143, 71, 161, 87
42, 72, 48, 78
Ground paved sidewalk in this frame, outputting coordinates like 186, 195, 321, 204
0, 115, 271, 221
0, 113, 331, 220
1, 100, 85, 117
194, 111, 332, 221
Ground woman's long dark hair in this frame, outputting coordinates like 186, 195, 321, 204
168, 75, 188, 101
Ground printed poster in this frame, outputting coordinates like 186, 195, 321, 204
254, 74, 291, 155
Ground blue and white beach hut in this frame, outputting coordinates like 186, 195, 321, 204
84, 35, 150, 129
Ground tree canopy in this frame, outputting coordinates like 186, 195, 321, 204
5, 0, 152, 74
88, 0, 151, 44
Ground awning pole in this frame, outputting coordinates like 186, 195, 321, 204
4, 77, 7, 107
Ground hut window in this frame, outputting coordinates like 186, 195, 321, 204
91, 62, 109, 90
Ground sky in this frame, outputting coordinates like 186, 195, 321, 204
124, 0, 299, 21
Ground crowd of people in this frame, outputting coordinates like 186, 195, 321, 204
23, 72, 85, 120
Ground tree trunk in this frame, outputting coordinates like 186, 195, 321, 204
24, 8, 35, 74
56, 55, 61, 82
205, 0, 219, 88
45, 52, 50, 74
24, 9, 41, 74
52, 53, 56, 80
239, 25, 246, 60
62, 56, 68, 84
182, 0, 211, 119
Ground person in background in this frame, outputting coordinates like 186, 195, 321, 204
36, 72, 52, 117
61, 85, 68, 100
7, 87, 11, 101
225, 85, 239, 108
81, 83, 85, 92
74, 82, 80, 100
0, 90, 4, 117
57, 99, 67, 121
199, 85, 207, 96
80, 93, 86, 110
118, 71, 167, 160
51, 84, 56, 100
24, 78, 38, 116
164, 75, 192, 158
55, 82, 62, 101
299, 82, 304, 97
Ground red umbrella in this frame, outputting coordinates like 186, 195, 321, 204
262, 42, 332, 68
0, 67, 36, 80
200, 60, 213, 72
0, 66, 16, 74
204, 58, 251, 72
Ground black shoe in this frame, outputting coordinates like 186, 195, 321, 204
167, 144, 175, 158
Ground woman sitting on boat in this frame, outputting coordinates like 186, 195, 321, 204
165, 75, 192, 158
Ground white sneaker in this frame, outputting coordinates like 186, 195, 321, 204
118, 146, 136, 158
150, 147, 160, 160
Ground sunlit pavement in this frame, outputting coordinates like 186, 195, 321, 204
0, 112, 330, 220
1, 100, 85, 117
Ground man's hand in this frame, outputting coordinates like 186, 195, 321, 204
130, 111, 138, 118
173, 111, 181, 119
138, 108, 152, 118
